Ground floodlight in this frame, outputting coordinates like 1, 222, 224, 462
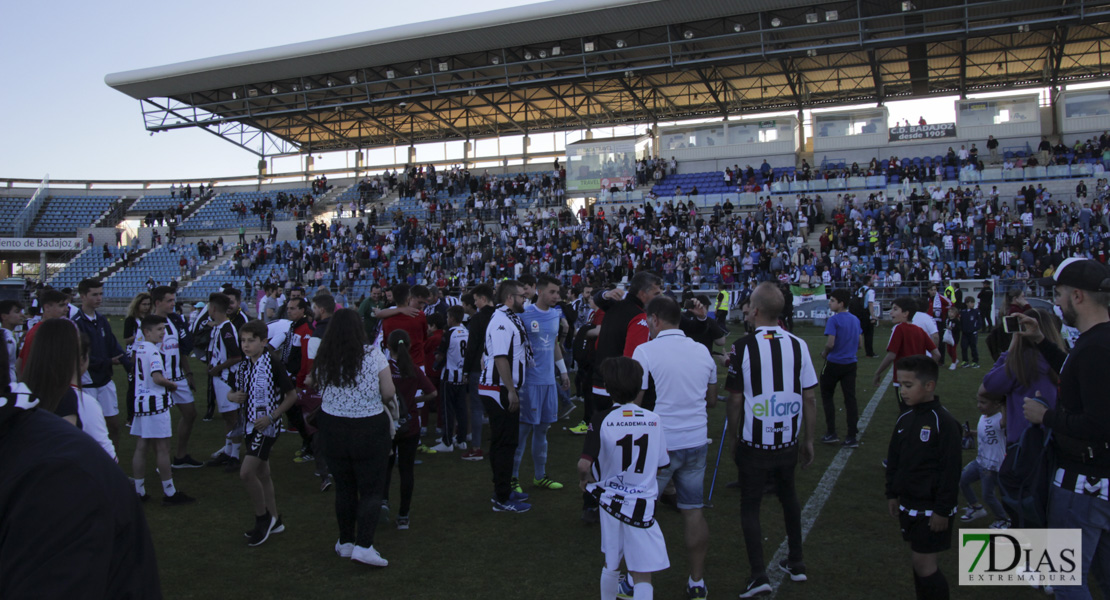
349, 75, 358, 85
616, 39, 626, 48
583, 41, 595, 52
413, 67, 422, 75
326, 79, 334, 87
491, 56, 501, 65
524, 51, 533, 60
247, 89, 258, 98
271, 86, 279, 94
771, 17, 782, 27
438, 62, 449, 72
826, 10, 838, 21
538, 50, 548, 58
551, 46, 561, 56
683, 30, 695, 39
805, 12, 818, 23
386, 70, 396, 79
807, 49, 818, 57
901, 1, 915, 11
733, 23, 745, 32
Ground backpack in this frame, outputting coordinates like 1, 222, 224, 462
998, 419, 1055, 528
849, 286, 871, 323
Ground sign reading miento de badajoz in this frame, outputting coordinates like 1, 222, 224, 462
889, 123, 957, 142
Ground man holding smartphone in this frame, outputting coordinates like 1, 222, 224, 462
1020, 257, 1110, 599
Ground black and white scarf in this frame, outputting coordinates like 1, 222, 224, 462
498, 305, 535, 368
236, 350, 280, 436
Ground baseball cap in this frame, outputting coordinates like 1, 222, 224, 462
1036, 257, 1110, 292
194, 302, 206, 309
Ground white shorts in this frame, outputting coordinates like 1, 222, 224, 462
170, 384, 195, 406
88, 381, 119, 418
599, 510, 669, 573
130, 410, 172, 439
212, 378, 236, 414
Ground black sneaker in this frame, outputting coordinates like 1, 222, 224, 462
137, 492, 150, 502
247, 513, 276, 547
270, 514, 285, 534
206, 452, 233, 467
820, 433, 840, 445
738, 575, 772, 598
162, 491, 196, 506
223, 458, 242, 473
778, 559, 808, 582
171, 455, 204, 469
687, 583, 708, 600
581, 507, 599, 525
842, 437, 860, 449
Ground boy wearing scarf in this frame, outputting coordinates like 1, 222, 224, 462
229, 320, 297, 547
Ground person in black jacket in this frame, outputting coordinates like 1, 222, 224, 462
885, 355, 961, 600
1021, 257, 1110, 598
461, 284, 495, 461
0, 383, 161, 598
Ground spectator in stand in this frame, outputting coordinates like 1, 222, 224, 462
986, 135, 999, 164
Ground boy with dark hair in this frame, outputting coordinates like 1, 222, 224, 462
432, 306, 469, 452
958, 297, 981, 368
0, 300, 24, 389
820, 288, 861, 447
578, 356, 670, 600
73, 278, 127, 449
205, 293, 245, 470
150, 286, 201, 469
131, 315, 195, 506
885, 355, 961, 600
228, 319, 297, 546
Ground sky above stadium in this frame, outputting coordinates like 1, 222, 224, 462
0, 0, 1040, 183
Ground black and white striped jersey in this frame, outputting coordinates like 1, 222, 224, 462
479, 307, 527, 396
133, 341, 170, 416
441, 325, 468, 385
725, 326, 818, 450
160, 315, 188, 381
207, 320, 242, 383
582, 402, 670, 528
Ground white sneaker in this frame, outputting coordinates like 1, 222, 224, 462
960, 505, 988, 522
989, 519, 1011, 529
948, 363, 957, 371
455, 441, 467, 451
351, 545, 388, 567
211, 446, 226, 459
335, 540, 354, 558
430, 441, 454, 452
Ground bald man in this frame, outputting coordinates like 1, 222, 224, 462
725, 282, 818, 596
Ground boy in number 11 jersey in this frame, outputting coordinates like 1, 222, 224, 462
578, 356, 670, 600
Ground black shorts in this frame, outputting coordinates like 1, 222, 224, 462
899, 511, 954, 554
244, 429, 279, 461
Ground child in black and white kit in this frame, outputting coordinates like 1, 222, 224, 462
229, 320, 297, 547
578, 356, 670, 600
131, 315, 195, 506
958, 390, 1008, 528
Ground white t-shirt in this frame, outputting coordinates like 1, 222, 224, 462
977, 411, 1005, 471
911, 312, 939, 339
632, 330, 716, 451
77, 389, 117, 461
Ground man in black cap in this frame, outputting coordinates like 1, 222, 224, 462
1019, 257, 1110, 598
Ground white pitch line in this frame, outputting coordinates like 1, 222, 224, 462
765, 370, 894, 597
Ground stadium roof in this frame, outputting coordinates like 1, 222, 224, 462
106, 0, 1110, 157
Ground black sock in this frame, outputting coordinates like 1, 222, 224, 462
919, 570, 949, 600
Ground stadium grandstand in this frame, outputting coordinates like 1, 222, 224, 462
0, 0, 1101, 315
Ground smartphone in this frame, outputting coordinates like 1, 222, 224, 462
1002, 315, 1023, 334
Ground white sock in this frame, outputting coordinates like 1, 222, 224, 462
600, 568, 619, 600
223, 439, 233, 454
162, 478, 176, 497
632, 582, 653, 600
229, 442, 240, 459
688, 577, 704, 588
134, 478, 145, 495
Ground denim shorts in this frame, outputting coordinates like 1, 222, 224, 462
657, 444, 708, 510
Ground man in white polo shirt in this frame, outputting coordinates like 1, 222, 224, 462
632, 295, 717, 600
